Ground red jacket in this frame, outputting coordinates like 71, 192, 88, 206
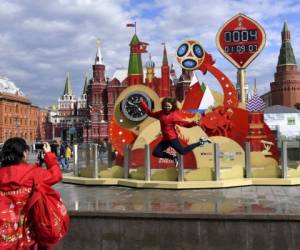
0, 152, 62, 250
140, 101, 197, 140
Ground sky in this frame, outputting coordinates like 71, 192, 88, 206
0, 0, 299, 107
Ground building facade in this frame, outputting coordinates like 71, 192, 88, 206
50, 73, 88, 143
0, 76, 47, 143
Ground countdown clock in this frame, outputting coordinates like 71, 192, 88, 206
121, 91, 153, 122
216, 13, 266, 69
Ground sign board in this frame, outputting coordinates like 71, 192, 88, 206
216, 13, 266, 69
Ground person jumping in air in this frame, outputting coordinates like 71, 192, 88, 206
139, 97, 212, 167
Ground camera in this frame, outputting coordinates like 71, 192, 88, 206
35, 143, 45, 150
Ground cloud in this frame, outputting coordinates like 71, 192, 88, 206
0, 0, 299, 107
22, 18, 75, 33
0, 1, 22, 16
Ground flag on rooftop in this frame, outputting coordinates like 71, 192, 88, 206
126, 23, 136, 27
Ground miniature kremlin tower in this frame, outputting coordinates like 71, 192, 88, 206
127, 33, 147, 85
246, 86, 267, 151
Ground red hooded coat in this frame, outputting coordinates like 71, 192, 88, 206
0, 152, 62, 250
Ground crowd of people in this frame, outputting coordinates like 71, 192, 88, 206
36, 141, 73, 171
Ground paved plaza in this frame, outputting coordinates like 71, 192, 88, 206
54, 182, 300, 220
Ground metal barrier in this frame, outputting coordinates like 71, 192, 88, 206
144, 144, 151, 181
123, 144, 130, 179
70, 139, 300, 182
85, 144, 92, 169
177, 154, 184, 182
73, 144, 79, 176
245, 142, 251, 178
281, 140, 288, 178
213, 143, 220, 181
92, 144, 99, 178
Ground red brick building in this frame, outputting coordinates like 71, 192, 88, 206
0, 76, 47, 143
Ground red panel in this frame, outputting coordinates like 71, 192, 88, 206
181, 82, 204, 110
130, 136, 197, 169
108, 119, 137, 156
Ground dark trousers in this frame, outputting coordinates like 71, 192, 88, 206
153, 138, 200, 159
30, 245, 47, 250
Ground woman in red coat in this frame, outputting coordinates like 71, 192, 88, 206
140, 97, 212, 167
0, 137, 62, 250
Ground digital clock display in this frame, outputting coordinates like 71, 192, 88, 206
224, 30, 257, 43
216, 14, 266, 69
223, 29, 258, 54
225, 44, 258, 53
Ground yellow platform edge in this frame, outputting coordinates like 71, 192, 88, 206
63, 175, 300, 189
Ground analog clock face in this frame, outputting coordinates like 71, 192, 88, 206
121, 92, 152, 121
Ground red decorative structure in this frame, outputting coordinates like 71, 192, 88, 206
109, 34, 280, 167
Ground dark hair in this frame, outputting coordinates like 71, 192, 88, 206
1, 137, 30, 167
161, 97, 178, 111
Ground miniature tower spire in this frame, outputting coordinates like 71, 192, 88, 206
128, 33, 147, 85
162, 43, 168, 66
253, 78, 257, 95
160, 43, 170, 97
145, 53, 155, 85
63, 72, 72, 96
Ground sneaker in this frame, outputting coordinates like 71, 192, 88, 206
173, 155, 179, 168
199, 137, 212, 145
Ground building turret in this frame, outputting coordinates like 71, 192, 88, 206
93, 39, 106, 83
277, 21, 297, 69
160, 44, 170, 97
63, 72, 72, 96
270, 21, 300, 107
